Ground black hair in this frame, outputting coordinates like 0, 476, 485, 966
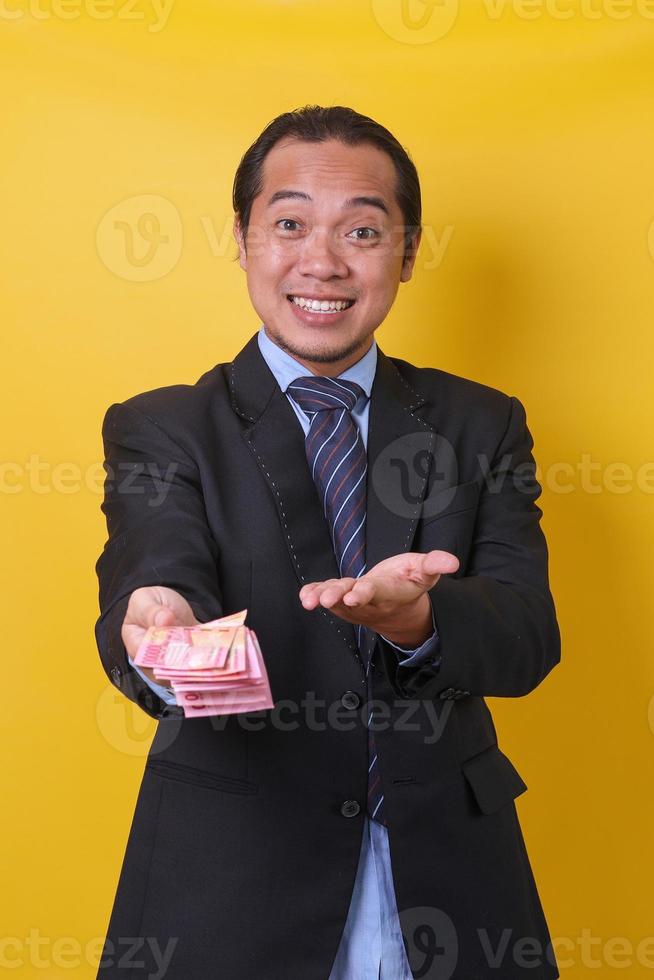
232, 104, 421, 263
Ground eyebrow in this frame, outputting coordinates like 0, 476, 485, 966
266, 189, 390, 216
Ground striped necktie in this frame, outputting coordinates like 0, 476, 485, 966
286, 375, 386, 826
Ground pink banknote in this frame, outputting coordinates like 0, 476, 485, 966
133, 610, 273, 718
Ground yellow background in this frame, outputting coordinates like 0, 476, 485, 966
2, 0, 653, 975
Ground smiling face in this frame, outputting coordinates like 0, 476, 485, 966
233, 137, 421, 376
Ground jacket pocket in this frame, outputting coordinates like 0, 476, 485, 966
420, 478, 481, 525
145, 758, 258, 796
461, 743, 527, 814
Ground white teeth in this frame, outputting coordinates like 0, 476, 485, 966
290, 296, 353, 312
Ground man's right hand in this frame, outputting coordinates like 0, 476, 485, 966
122, 585, 199, 685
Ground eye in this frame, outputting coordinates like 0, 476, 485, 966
347, 227, 379, 242
276, 218, 302, 233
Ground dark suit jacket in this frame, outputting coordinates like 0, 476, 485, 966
94, 331, 561, 979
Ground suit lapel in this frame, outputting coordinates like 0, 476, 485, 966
229, 331, 439, 663
364, 346, 439, 573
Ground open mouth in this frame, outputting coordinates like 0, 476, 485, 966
287, 294, 356, 314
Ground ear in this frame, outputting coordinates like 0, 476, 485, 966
233, 215, 247, 271
400, 229, 422, 283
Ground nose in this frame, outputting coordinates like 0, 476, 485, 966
295, 226, 349, 280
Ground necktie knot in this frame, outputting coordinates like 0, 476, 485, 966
286, 376, 364, 418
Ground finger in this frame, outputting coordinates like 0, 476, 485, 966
299, 582, 328, 609
129, 600, 176, 629
421, 550, 460, 578
299, 582, 321, 602
318, 578, 357, 609
121, 606, 174, 659
342, 578, 376, 607
153, 606, 176, 626
125, 587, 187, 628
299, 579, 341, 600
300, 579, 352, 609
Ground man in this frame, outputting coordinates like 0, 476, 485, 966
95, 105, 561, 979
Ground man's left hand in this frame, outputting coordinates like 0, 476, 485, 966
298, 550, 459, 647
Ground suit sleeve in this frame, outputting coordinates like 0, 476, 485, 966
94, 400, 223, 719
378, 395, 561, 700
127, 654, 178, 705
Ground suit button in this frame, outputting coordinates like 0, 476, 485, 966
439, 687, 455, 700
340, 800, 361, 818
137, 689, 156, 712
110, 666, 122, 689
341, 691, 361, 710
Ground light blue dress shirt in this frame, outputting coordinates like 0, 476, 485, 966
128, 324, 440, 979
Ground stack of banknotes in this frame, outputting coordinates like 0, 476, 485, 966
133, 609, 274, 718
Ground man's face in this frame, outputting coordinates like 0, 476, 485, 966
234, 137, 420, 375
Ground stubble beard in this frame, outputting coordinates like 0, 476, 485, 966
264, 321, 373, 366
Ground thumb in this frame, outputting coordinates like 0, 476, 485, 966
150, 605, 176, 627
422, 549, 460, 578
